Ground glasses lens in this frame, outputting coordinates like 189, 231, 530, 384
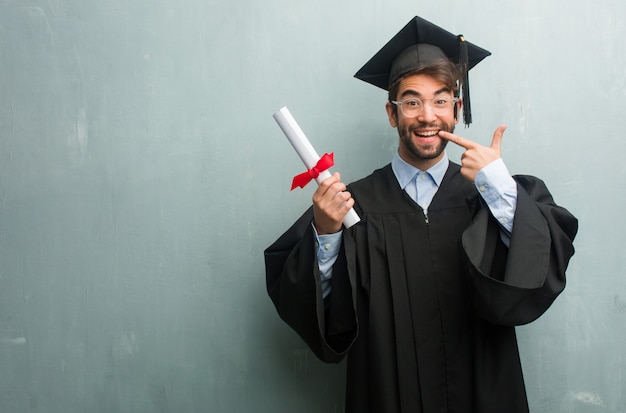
402, 98, 422, 117
432, 98, 453, 114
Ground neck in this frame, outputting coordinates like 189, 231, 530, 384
398, 149, 446, 171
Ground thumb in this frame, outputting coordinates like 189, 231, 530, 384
490, 125, 507, 152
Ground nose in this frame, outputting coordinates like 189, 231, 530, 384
417, 103, 438, 123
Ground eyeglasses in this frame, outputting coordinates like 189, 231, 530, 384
391, 96, 458, 118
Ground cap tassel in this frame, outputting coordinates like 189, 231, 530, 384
458, 35, 471, 126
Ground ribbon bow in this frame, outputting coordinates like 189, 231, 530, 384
291, 153, 334, 190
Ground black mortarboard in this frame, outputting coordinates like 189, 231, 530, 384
354, 16, 491, 125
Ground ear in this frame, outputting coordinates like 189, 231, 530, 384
386, 101, 398, 128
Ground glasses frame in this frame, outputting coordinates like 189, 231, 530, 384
391, 96, 459, 118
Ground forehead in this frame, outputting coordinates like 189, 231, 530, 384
397, 74, 450, 97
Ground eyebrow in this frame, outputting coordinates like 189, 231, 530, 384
400, 87, 452, 99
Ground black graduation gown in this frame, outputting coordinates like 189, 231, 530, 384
265, 162, 578, 413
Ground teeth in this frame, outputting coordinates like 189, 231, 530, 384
416, 130, 439, 137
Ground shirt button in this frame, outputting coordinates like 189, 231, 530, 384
324, 243, 332, 250
500, 217, 509, 224
479, 185, 487, 192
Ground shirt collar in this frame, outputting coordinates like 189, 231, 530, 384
391, 151, 449, 190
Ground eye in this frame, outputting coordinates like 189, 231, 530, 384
434, 98, 449, 107
404, 99, 421, 107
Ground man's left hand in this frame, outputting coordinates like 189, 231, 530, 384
438, 125, 507, 182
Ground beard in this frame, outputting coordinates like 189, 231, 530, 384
398, 120, 455, 161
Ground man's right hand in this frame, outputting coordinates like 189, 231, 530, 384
312, 172, 355, 235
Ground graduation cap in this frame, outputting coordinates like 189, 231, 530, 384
354, 16, 491, 125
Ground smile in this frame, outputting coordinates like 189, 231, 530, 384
415, 130, 439, 137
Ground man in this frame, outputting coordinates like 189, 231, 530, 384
265, 16, 578, 413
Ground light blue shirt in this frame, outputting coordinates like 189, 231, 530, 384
392, 152, 448, 213
314, 152, 518, 297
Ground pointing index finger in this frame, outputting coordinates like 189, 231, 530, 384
438, 130, 478, 150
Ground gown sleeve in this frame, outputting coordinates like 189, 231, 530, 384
264, 207, 357, 363
461, 175, 579, 326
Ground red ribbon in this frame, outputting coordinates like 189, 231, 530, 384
291, 153, 334, 190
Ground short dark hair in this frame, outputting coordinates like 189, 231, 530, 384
388, 60, 461, 115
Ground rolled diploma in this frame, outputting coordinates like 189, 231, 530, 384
273, 107, 360, 228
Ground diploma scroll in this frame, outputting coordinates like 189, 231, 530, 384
273, 107, 361, 228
